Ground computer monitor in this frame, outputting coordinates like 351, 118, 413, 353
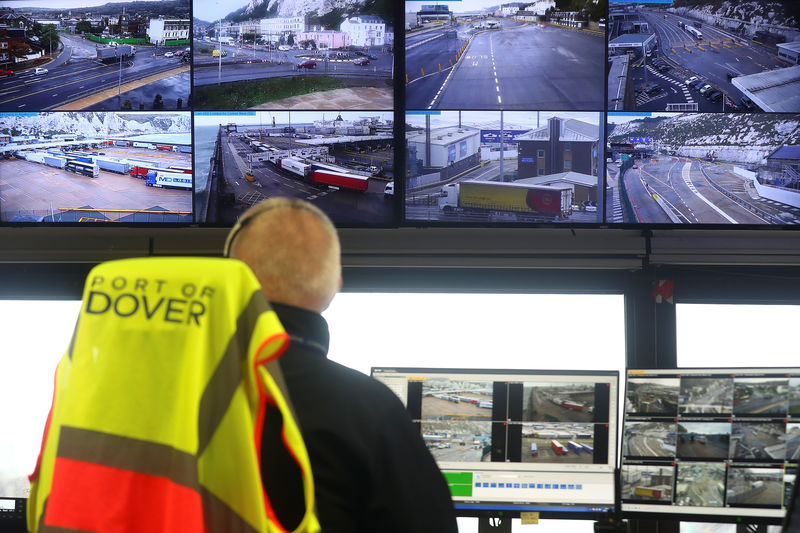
621, 368, 800, 524
371, 367, 619, 519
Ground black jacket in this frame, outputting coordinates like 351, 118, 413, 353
261, 303, 458, 533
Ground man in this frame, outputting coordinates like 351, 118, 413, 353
224, 197, 458, 533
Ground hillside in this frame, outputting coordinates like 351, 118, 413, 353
0, 113, 191, 138
608, 113, 800, 164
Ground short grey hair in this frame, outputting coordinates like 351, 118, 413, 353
224, 197, 341, 311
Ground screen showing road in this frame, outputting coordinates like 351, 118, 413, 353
372, 368, 618, 518
622, 368, 800, 523
606, 112, 800, 225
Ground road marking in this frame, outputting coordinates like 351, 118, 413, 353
682, 162, 737, 223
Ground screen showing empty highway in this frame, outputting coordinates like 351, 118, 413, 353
606, 112, 800, 225
406, 0, 605, 109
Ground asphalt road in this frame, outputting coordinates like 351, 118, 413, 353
727, 479, 783, 506
677, 438, 729, 459
407, 20, 604, 110
215, 131, 394, 226
732, 425, 785, 460
0, 34, 188, 111
786, 431, 800, 460
619, 157, 785, 225
192, 40, 392, 86
735, 395, 788, 415
626, 434, 673, 457
632, 9, 785, 112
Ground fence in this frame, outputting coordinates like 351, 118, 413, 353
86, 35, 149, 45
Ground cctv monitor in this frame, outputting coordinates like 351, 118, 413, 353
621, 368, 800, 524
371, 367, 619, 519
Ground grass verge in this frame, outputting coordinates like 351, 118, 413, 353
194, 76, 349, 108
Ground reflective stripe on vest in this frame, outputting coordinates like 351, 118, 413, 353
27, 257, 320, 533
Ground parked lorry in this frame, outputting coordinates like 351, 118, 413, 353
438, 181, 573, 219
310, 168, 369, 191
477, 400, 493, 409
634, 486, 663, 499
114, 140, 131, 147
278, 157, 310, 177
167, 165, 193, 174
156, 145, 176, 152
25, 152, 46, 164
65, 160, 99, 178
567, 441, 583, 454
132, 142, 156, 149
96, 44, 135, 63
561, 401, 585, 411
44, 155, 67, 169
95, 158, 130, 174
530, 442, 538, 456
144, 171, 192, 190
551, 440, 567, 455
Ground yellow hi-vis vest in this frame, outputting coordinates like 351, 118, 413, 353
27, 257, 321, 533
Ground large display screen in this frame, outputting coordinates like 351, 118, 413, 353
2, 1, 800, 228
371, 368, 619, 518
621, 368, 800, 524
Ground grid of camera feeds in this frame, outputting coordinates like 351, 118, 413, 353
371, 368, 618, 516
621, 368, 800, 523
2, 1, 800, 226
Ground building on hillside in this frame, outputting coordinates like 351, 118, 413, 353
500, 3, 527, 17
0, 25, 42, 66
147, 18, 190, 44
296, 30, 350, 49
260, 16, 304, 43
516, 117, 599, 178
340, 15, 385, 47
526, 1, 555, 16
416, 5, 452, 25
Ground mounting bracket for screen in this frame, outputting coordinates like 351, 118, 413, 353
478, 515, 511, 533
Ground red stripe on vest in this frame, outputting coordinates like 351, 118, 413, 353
45, 457, 204, 533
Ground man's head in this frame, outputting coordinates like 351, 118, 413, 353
224, 197, 342, 313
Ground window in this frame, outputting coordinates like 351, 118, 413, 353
677, 303, 800, 367
324, 293, 625, 533
538, 150, 545, 158
564, 159, 572, 170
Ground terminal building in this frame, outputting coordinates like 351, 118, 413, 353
732, 65, 800, 112
406, 126, 480, 168
416, 5, 452, 24
778, 41, 800, 65
515, 117, 599, 179
147, 18, 190, 44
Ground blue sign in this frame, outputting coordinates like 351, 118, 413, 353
628, 136, 654, 144
520, 157, 535, 163
480, 129, 528, 145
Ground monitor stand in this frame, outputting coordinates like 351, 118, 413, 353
478, 516, 511, 533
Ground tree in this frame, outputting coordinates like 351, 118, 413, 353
287, 32, 295, 46
75, 21, 94, 34
39, 25, 60, 55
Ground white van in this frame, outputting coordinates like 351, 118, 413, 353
384, 182, 394, 198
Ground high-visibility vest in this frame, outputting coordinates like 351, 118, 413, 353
28, 257, 320, 533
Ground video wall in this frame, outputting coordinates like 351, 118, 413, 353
1, 1, 799, 227
621, 368, 800, 523
371, 368, 618, 518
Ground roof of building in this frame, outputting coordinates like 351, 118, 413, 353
515, 118, 599, 143
732, 65, 800, 112
607, 55, 630, 111
345, 15, 384, 24
778, 41, 800, 53
515, 171, 597, 188
407, 126, 479, 146
477, 121, 532, 131
608, 33, 655, 46
768, 145, 800, 161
